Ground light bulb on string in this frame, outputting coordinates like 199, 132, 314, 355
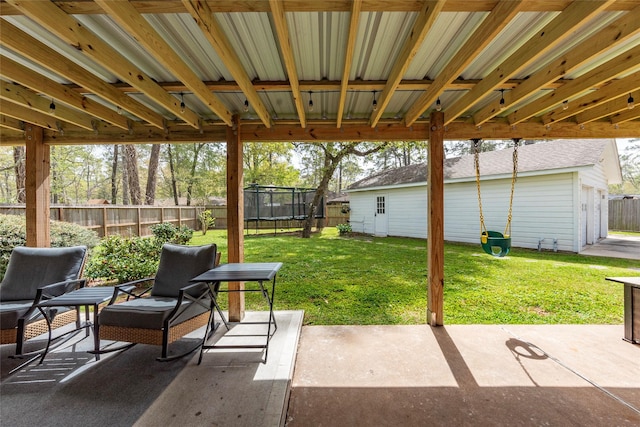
628, 93, 635, 110
436, 97, 442, 111
562, 100, 569, 110
499, 89, 505, 109
372, 91, 378, 111
243, 99, 249, 112
308, 91, 314, 112
49, 99, 56, 114
179, 92, 185, 114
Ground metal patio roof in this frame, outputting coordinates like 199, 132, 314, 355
1, 1, 639, 144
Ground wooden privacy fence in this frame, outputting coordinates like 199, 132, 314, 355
608, 199, 640, 232
0, 205, 203, 237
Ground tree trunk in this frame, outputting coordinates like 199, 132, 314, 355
302, 157, 336, 238
145, 144, 160, 205
121, 146, 129, 205
186, 143, 204, 206
13, 146, 26, 203
124, 144, 141, 205
111, 144, 119, 204
167, 144, 179, 205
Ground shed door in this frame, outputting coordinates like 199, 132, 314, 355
374, 195, 388, 237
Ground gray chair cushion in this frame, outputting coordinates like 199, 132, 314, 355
151, 244, 217, 298
0, 300, 34, 329
98, 297, 210, 329
0, 246, 87, 302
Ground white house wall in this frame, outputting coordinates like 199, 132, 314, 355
578, 160, 610, 247
349, 171, 590, 252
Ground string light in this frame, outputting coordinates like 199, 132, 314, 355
499, 89, 505, 109
628, 93, 635, 110
117, 106, 123, 115
49, 99, 56, 114
179, 92, 185, 114
436, 97, 442, 111
372, 91, 378, 111
308, 91, 314, 112
243, 99, 249, 112
562, 100, 569, 110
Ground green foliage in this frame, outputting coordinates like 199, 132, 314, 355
85, 222, 194, 283
0, 214, 100, 280
336, 223, 352, 235
198, 210, 216, 235
84, 235, 160, 283
150, 222, 193, 245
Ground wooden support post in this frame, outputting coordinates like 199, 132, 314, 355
226, 116, 245, 322
427, 111, 444, 326
25, 124, 51, 247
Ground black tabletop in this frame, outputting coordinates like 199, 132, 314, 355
191, 262, 283, 283
36, 285, 134, 307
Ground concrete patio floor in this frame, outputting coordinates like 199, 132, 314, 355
2, 313, 638, 426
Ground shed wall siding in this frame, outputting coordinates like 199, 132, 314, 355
349, 170, 596, 252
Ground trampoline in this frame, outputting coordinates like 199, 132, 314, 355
243, 184, 325, 234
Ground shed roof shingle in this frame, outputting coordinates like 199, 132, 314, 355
348, 139, 614, 191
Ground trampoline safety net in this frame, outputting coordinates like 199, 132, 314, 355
243, 184, 325, 221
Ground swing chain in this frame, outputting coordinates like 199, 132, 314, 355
504, 139, 520, 237
472, 139, 487, 237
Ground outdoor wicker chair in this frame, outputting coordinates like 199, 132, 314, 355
98, 243, 220, 361
0, 245, 88, 356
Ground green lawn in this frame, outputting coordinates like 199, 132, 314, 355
190, 229, 640, 326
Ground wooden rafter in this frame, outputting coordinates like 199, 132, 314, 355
0, 103, 60, 132
443, 0, 615, 126
269, 0, 306, 128
336, 0, 362, 129
0, 115, 24, 133
0, 80, 96, 131
1, 1, 637, 16
611, 105, 640, 124
181, 0, 270, 128
97, 0, 233, 127
5, 0, 202, 129
543, 71, 640, 125
0, 20, 165, 129
0, 56, 129, 130
473, 3, 640, 126
369, 0, 445, 128
508, 44, 640, 125
404, 0, 525, 126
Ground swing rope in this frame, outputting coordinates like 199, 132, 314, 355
473, 138, 520, 247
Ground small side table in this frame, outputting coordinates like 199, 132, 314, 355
36, 285, 135, 363
191, 262, 282, 363
606, 276, 640, 344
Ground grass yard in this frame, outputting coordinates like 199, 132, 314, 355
190, 229, 640, 326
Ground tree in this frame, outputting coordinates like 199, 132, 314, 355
123, 144, 141, 205
111, 145, 119, 204
145, 144, 160, 205
296, 142, 388, 238
611, 138, 640, 194
13, 146, 25, 203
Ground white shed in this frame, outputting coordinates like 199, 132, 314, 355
346, 139, 622, 253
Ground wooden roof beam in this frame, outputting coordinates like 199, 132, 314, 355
269, 0, 306, 128
0, 20, 165, 129
369, 0, 445, 128
0, 80, 97, 131
0, 115, 24, 133
473, 2, 640, 126
6, 0, 202, 129
2, 1, 636, 16
611, 105, 640, 124
98, 0, 233, 127
336, 0, 362, 129
0, 100, 63, 132
443, 0, 615, 126
181, 0, 270, 128
544, 71, 640, 124
0, 56, 129, 130
508, 44, 640, 124
404, 0, 525, 126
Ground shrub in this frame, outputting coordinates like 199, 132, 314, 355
0, 214, 100, 280
150, 222, 193, 245
84, 235, 161, 284
336, 223, 352, 235
198, 210, 216, 235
